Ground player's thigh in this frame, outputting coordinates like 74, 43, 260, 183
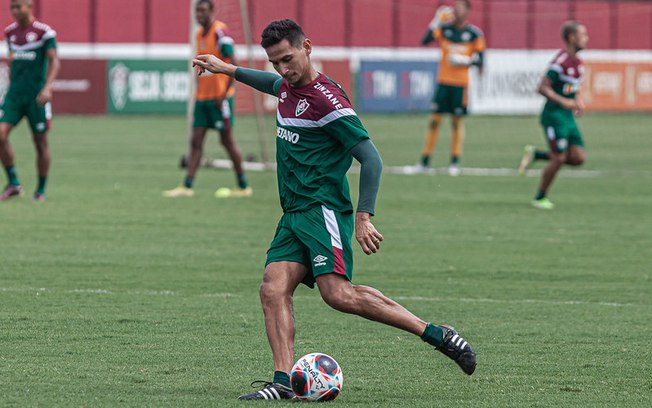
202, 99, 232, 132
0, 96, 26, 130
542, 120, 570, 154
266, 214, 313, 286
432, 84, 451, 114
263, 261, 308, 296
193, 100, 215, 129
451, 85, 468, 116
568, 124, 585, 149
292, 205, 354, 285
26, 100, 51, 134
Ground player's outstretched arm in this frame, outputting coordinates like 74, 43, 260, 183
350, 139, 384, 255
193, 54, 237, 76
193, 55, 280, 96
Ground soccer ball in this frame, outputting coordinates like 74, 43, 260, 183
290, 353, 343, 402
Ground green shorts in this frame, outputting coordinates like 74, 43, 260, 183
540, 109, 584, 153
432, 84, 467, 116
266, 205, 354, 288
193, 97, 234, 130
0, 91, 52, 133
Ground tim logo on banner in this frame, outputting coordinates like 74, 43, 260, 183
358, 60, 437, 113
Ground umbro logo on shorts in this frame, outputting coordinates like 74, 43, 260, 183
313, 255, 327, 267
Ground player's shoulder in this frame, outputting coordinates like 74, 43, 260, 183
552, 50, 569, 64
465, 24, 484, 38
311, 75, 353, 110
4, 22, 18, 35
33, 20, 56, 39
213, 20, 231, 37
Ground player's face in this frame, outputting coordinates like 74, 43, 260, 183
453, 1, 469, 23
10, 0, 31, 22
265, 38, 313, 87
195, 3, 212, 26
572, 25, 589, 51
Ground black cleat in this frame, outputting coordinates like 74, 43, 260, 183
237, 381, 296, 400
179, 154, 187, 169
436, 324, 477, 375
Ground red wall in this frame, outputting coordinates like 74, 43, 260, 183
1, 0, 651, 50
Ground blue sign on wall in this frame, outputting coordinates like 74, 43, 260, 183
358, 60, 439, 113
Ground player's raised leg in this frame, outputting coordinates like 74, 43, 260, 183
316, 273, 477, 375
0, 123, 24, 201
31, 131, 50, 201
238, 261, 305, 400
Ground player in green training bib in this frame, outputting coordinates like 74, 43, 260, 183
0, 0, 59, 202
193, 19, 477, 401
518, 20, 589, 210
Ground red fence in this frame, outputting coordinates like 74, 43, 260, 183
1, 0, 651, 50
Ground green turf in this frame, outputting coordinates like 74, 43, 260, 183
1, 113, 651, 407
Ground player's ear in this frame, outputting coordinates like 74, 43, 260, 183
303, 38, 312, 56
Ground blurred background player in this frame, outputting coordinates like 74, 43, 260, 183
0, 0, 59, 202
518, 21, 588, 210
417, 0, 484, 176
163, 0, 251, 198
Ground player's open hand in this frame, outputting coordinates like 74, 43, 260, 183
355, 212, 384, 255
36, 87, 52, 106
193, 54, 235, 77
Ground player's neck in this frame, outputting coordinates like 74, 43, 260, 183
202, 20, 214, 32
292, 68, 319, 88
453, 19, 466, 29
564, 45, 578, 58
17, 15, 34, 28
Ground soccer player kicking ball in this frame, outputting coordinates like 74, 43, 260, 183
0, 0, 59, 202
519, 21, 589, 210
193, 19, 476, 401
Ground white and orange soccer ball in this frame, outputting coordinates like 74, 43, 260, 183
290, 353, 343, 402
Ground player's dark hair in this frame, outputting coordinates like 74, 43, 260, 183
261, 19, 306, 49
196, 0, 213, 10
562, 20, 581, 42
457, 0, 471, 9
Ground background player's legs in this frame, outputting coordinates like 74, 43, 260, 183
316, 273, 426, 335
219, 127, 248, 190
535, 151, 567, 202
565, 145, 585, 166
0, 123, 24, 200
31, 131, 50, 198
450, 115, 464, 172
185, 127, 208, 188
421, 113, 443, 167
259, 261, 307, 375
0, 123, 19, 186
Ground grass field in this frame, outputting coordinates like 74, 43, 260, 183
1, 112, 651, 407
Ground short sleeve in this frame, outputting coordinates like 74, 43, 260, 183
216, 28, 234, 58
323, 113, 370, 152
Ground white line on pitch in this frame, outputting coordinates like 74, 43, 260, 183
393, 295, 636, 308
202, 158, 651, 178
